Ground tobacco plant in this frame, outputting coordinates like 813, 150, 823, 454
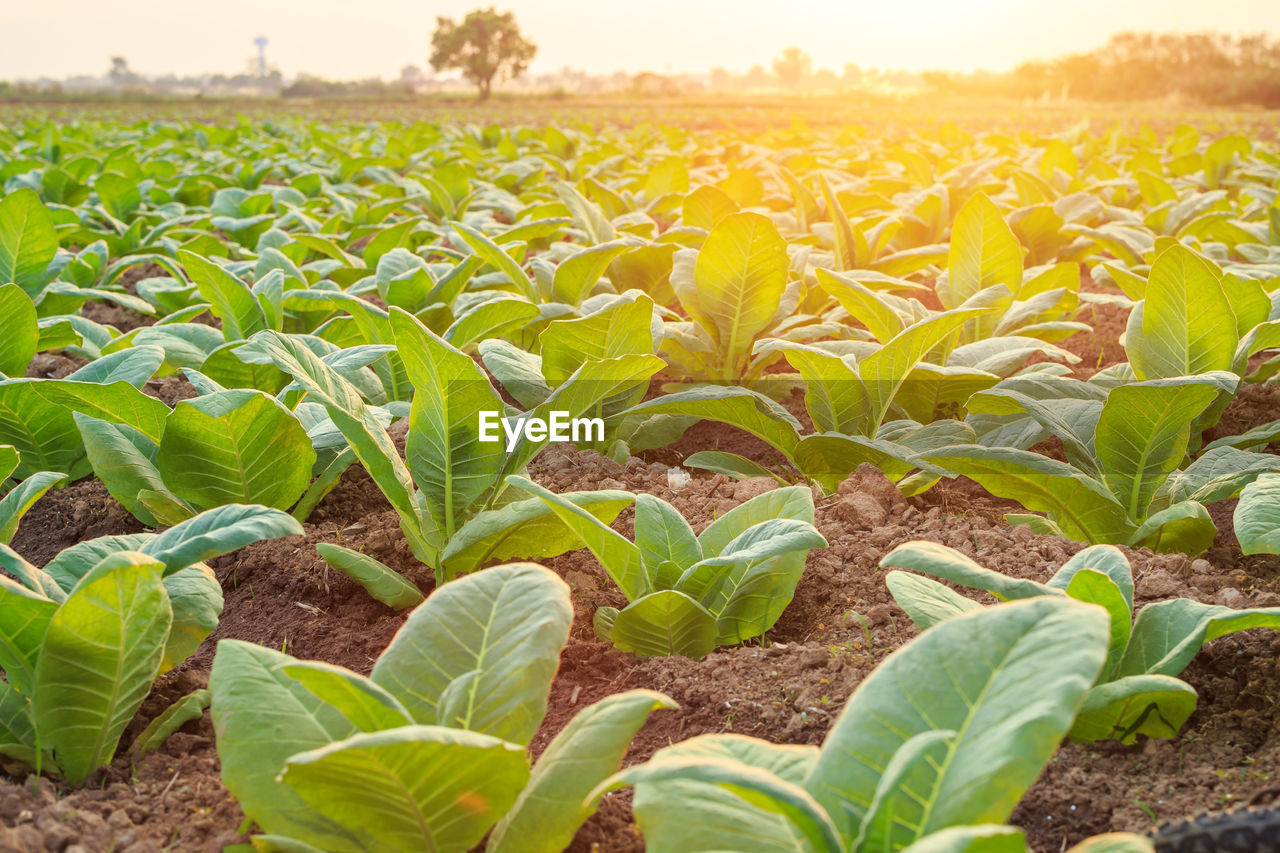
927, 371, 1280, 553
883, 540, 1280, 744
590, 596, 1110, 852
0, 445, 65, 544
511, 477, 826, 658
622, 303, 995, 492
240, 314, 662, 582
480, 290, 677, 461
210, 562, 674, 852
0, 505, 300, 782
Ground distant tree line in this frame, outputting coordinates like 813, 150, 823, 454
931, 32, 1280, 107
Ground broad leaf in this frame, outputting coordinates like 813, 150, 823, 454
804, 597, 1108, 849
157, 391, 315, 512
370, 563, 571, 744
0, 189, 57, 297
34, 552, 172, 783
314, 543, 423, 610
281, 726, 528, 853
489, 690, 677, 853
1068, 675, 1197, 744
611, 590, 719, 659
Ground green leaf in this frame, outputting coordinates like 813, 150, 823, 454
1068, 675, 1197, 744
599, 748, 842, 853
880, 540, 1054, 602
855, 730, 959, 853
1046, 545, 1134, 610
1234, 473, 1280, 554
684, 450, 785, 483
1094, 378, 1222, 519
683, 185, 740, 232
819, 175, 860, 271
677, 518, 825, 643
74, 414, 166, 526
159, 564, 222, 672
238, 332, 423, 556
693, 212, 789, 378
390, 308, 505, 541
597, 734, 821, 850
900, 825, 1029, 853
157, 391, 315, 512
1115, 598, 1280, 679
635, 493, 702, 576
29, 377, 169, 443
201, 342, 289, 393
804, 597, 1108, 850
1004, 513, 1066, 537
859, 308, 993, 430
505, 475, 650, 601
884, 570, 983, 630
0, 285, 37, 377
501, 353, 665, 477
1128, 501, 1217, 555
624, 386, 803, 463
444, 295, 541, 351
814, 269, 905, 343
34, 552, 172, 783
551, 240, 634, 305
1127, 245, 1236, 379
477, 339, 550, 409
1063, 569, 1131, 679
555, 181, 617, 245
314, 543, 423, 610
918, 446, 1135, 544
131, 688, 211, 762
967, 385, 1103, 474
0, 188, 57, 298
95, 172, 141, 221
489, 689, 678, 853
612, 590, 719, 658
208, 640, 369, 849
794, 432, 925, 490
440, 490, 634, 579
771, 342, 871, 435
0, 573, 57, 694
370, 563, 571, 745
178, 250, 267, 340
142, 504, 303, 574
453, 222, 539, 302
280, 726, 528, 853
275, 661, 414, 733
1166, 447, 1280, 507
539, 295, 655, 385
943, 192, 1023, 310
0, 470, 65, 544
1064, 834, 1154, 853
292, 446, 356, 523
0, 679, 38, 769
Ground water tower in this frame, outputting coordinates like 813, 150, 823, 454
253, 36, 268, 77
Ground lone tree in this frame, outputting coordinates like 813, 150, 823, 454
429, 7, 536, 101
772, 47, 812, 89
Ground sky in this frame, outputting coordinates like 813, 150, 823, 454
4, 0, 1280, 81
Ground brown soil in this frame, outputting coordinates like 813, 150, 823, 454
144, 374, 198, 407
5, 435, 1280, 852
23, 353, 88, 380
1208, 381, 1280, 447
79, 298, 156, 334
8, 477, 145, 566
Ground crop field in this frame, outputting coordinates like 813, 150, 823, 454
2, 102, 1280, 852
